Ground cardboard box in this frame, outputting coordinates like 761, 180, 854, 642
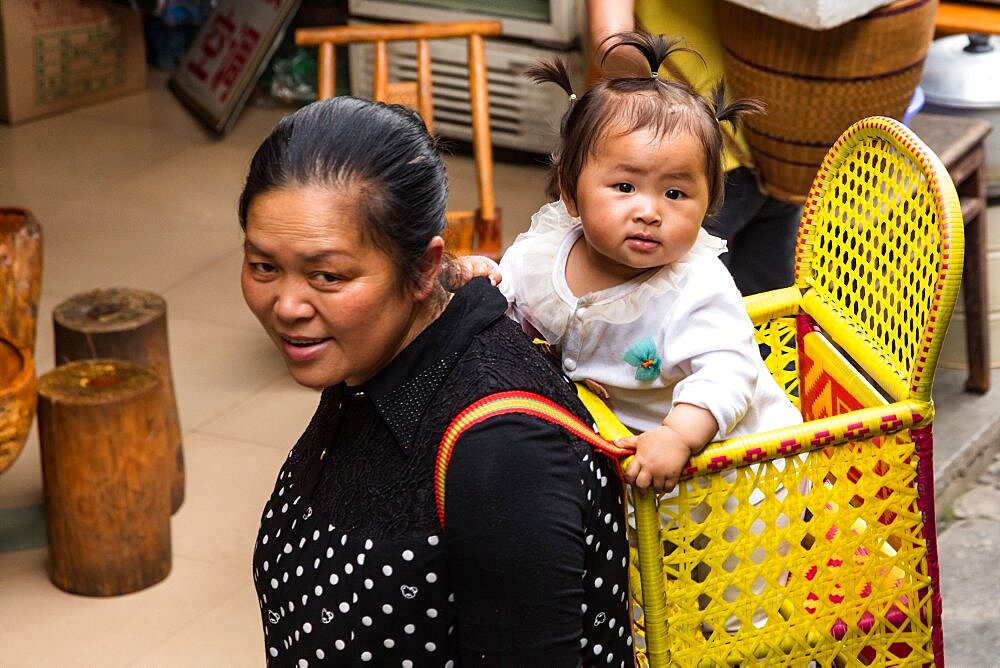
0, 0, 147, 124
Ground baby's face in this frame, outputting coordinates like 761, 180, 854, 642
565, 127, 710, 282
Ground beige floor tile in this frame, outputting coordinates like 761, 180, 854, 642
167, 316, 288, 432
131, 583, 265, 667
162, 247, 260, 333
171, 433, 290, 570
196, 374, 320, 450
0, 548, 249, 666
40, 198, 244, 298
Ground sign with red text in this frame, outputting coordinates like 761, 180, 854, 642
169, 0, 300, 134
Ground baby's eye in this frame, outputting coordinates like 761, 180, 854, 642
615, 183, 634, 193
665, 189, 684, 200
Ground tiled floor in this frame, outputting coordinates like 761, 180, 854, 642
0, 72, 549, 666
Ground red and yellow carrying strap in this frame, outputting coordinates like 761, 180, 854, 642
434, 390, 632, 528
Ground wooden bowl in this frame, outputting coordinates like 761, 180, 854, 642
0, 334, 36, 475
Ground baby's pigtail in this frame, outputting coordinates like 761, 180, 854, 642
601, 31, 697, 80
710, 80, 765, 129
525, 58, 577, 137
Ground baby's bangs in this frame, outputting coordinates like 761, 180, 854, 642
592, 90, 701, 152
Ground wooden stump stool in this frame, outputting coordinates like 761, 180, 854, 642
53, 288, 184, 512
0, 208, 43, 352
38, 360, 171, 596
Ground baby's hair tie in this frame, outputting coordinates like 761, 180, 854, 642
650, 71, 659, 79
569, 93, 577, 101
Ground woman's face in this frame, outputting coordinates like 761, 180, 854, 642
241, 185, 435, 389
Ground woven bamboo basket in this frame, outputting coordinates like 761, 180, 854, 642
719, 0, 938, 203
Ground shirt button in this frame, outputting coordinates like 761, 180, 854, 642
576, 306, 588, 318
564, 358, 577, 372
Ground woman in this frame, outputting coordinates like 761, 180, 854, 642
240, 97, 632, 666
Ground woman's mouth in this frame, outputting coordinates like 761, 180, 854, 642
279, 336, 332, 362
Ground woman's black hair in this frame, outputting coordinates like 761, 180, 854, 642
238, 96, 449, 293
528, 32, 764, 215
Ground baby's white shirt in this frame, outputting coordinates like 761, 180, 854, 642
498, 200, 802, 439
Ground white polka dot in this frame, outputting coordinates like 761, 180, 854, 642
269, 647, 278, 657
383, 565, 393, 576
314, 585, 323, 596
339, 602, 350, 613
297, 657, 307, 667
296, 566, 304, 576
357, 553, 365, 565
335, 639, 346, 650
266, 509, 274, 519
580, 638, 588, 648
382, 604, 393, 614
612, 584, 619, 595
594, 577, 604, 588
594, 644, 603, 654
365, 539, 374, 549
404, 624, 415, 634
278, 487, 285, 497
341, 535, 348, 545
445, 662, 455, 668
281, 503, 289, 513
402, 549, 414, 561
262, 535, 269, 544
384, 639, 395, 648
364, 578, 374, 590
361, 651, 372, 662
263, 561, 270, 571
425, 642, 436, 652
301, 594, 309, 605
362, 616, 373, 626
581, 603, 588, 613
289, 601, 295, 612
425, 572, 438, 583
303, 622, 312, 633
604, 513, 612, 524
586, 534, 594, 545
609, 617, 616, 628
403, 661, 414, 668
426, 608, 438, 618
345, 563, 354, 574
613, 521, 619, 532
316, 649, 325, 659
607, 654, 614, 663
313, 530, 320, 540
606, 549, 613, 560
270, 578, 278, 590
329, 573, 339, 585
282, 572, 289, 583
326, 547, 334, 558
427, 535, 439, 546
621, 557, 627, 568
314, 558, 321, 569
299, 537, 307, 548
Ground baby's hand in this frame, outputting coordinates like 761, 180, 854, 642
617, 426, 695, 494
442, 255, 502, 290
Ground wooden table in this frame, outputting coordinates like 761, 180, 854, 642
909, 112, 993, 393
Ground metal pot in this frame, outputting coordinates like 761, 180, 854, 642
920, 32, 1000, 196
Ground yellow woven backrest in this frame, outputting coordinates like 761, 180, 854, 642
794, 117, 964, 403
610, 117, 962, 667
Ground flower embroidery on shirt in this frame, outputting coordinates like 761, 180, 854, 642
624, 337, 661, 381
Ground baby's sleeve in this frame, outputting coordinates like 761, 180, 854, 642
665, 263, 761, 439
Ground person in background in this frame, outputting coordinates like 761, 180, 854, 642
586, 0, 801, 296
240, 96, 633, 666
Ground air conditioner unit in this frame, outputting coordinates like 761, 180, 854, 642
347, 20, 584, 154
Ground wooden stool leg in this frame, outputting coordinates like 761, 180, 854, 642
959, 160, 991, 393
53, 288, 185, 512
0, 208, 43, 353
38, 360, 171, 596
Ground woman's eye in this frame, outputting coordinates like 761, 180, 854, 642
665, 189, 684, 200
615, 183, 634, 193
249, 262, 276, 274
313, 272, 341, 285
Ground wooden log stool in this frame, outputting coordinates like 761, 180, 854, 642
0, 207, 43, 352
38, 360, 171, 595
53, 288, 184, 511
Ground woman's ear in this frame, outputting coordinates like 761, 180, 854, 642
414, 235, 445, 301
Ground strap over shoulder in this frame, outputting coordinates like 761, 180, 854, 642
434, 390, 630, 528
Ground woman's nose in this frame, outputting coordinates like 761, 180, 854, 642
273, 281, 314, 321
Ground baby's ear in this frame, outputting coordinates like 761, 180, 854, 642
563, 192, 580, 218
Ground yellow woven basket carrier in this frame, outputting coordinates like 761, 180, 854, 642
580, 116, 960, 666
719, 0, 938, 203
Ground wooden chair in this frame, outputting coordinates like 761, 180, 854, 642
295, 20, 504, 259
581, 117, 961, 666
